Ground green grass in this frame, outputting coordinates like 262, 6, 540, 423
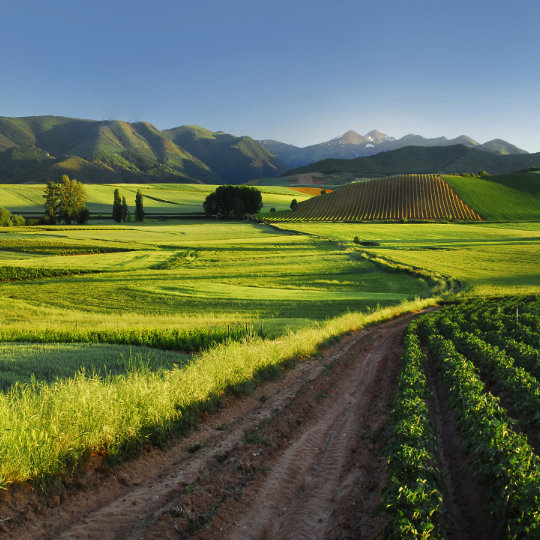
0, 343, 190, 391
443, 173, 540, 221
0, 183, 312, 215
0, 296, 435, 488
0, 221, 430, 337
268, 222, 540, 296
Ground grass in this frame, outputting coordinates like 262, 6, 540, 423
0, 343, 190, 391
443, 173, 540, 221
0, 221, 430, 336
0, 183, 312, 215
0, 296, 435, 488
267, 222, 540, 296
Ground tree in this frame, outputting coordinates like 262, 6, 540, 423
290, 199, 298, 211
135, 189, 145, 221
203, 185, 263, 219
43, 175, 87, 224
112, 189, 123, 223
122, 197, 129, 222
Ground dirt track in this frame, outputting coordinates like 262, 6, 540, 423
1, 312, 422, 539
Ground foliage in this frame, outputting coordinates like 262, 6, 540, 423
0, 206, 25, 227
381, 321, 444, 538
290, 198, 298, 211
135, 189, 145, 221
43, 175, 88, 224
419, 297, 540, 537
112, 188, 123, 223
203, 185, 263, 219
122, 196, 129, 222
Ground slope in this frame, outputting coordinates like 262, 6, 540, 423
284, 144, 540, 178
164, 125, 284, 184
443, 172, 540, 221
262, 174, 482, 222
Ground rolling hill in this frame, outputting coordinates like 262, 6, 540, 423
260, 129, 527, 168
283, 144, 540, 178
0, 116, 284, 184
262, 174, 482, 222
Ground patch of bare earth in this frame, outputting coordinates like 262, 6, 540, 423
1, 312, 421, 539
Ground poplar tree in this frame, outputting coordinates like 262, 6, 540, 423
135, 189, 145, 222
112, 189, 123, 223
121, 196, 129, 222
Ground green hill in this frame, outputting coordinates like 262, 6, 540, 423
0, 116, 233, 184
284, 144, 540, 178
163, 125, 284, 184
443, 172, 540, 221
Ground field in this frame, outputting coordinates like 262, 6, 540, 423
0, 195, 539, 536
272, 221, 540, 295
262, 174, 482, 222
0, 183, 312, 216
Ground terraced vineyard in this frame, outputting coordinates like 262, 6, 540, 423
262, 174, 483, 222
384, 295, 540, 538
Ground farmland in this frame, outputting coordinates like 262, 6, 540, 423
0, 182, 311, 217
262, 174, 482, 222
0, 192, 539, 536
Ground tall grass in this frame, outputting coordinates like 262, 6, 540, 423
0, 296, 436, 488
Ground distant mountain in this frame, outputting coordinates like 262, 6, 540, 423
259, 129, 527, 168
0, 116, 284, 184
163, 125, 284, 184
284, 144, 540, 178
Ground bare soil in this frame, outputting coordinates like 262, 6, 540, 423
0, 309, 494, 539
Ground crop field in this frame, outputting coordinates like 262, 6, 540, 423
262, 174, 482, 222
0, 183, 312, 216
383, 296, 540, 537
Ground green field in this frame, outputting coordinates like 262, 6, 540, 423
444, 172, 540, 221
0, 183, 311, 215
269, 221, 540, 296
0, 199, 539, 491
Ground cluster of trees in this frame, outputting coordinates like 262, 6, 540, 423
112, 189, 145, 222
203, 185, 263, 219
0, 207, 25, 227
44, 175, 89, 224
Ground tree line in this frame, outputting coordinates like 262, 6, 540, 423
43, 175, 145, 224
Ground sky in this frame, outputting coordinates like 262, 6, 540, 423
1, 0, 540, 151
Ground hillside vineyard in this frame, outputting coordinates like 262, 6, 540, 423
267, 174, 483, 222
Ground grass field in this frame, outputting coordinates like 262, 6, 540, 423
0, 183, 312, 215
0, 221, 430, 338
443, 172, 540, 221
269, 222, 540, 296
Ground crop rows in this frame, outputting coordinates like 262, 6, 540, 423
0, 266, 99, 282
262, 174, 483, 222
384, 296, 540, 538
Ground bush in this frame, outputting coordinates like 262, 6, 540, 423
203, 185, 263, 219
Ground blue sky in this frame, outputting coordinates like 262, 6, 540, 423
2, 0, 540, 151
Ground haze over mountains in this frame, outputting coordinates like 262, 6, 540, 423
259, 129, 527, 169
0, 115, 534, 185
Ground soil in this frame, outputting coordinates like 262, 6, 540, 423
0, 309, 495, 539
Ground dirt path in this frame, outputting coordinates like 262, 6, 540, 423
1, 312, 422, 540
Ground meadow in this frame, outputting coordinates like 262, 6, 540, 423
0, 183, 311, 216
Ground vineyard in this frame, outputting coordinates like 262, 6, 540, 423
262, 174, 483, 222
384, 295, 540, 538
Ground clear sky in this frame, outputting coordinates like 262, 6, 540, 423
2, 0, 540, 151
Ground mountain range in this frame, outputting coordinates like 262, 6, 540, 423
284, 144, 540, 178
0, 116, 282, 184
259, 129, 527, 169
0, 116, 533, 185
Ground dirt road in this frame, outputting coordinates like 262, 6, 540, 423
2, 312, 419, 539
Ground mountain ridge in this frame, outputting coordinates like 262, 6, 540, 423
259, 129, 527, 168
